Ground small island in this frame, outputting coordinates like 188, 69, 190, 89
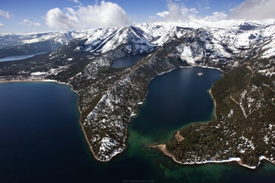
197, 72, 203, 76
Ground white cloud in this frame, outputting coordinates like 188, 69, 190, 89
188, 8, 199, 14
156, 11, 169, 18
68, 0, 82, 6
0, 9, 11, 19
46, 8, 81, 30
156, 0, 198, 22
77, 1, 130, 28
204, 12, 227, 21
154, 0, 275, 23
230, 0, 275, 20
0, 23, 4, 27
45, 1, 130, 30
20, 19, 40, 27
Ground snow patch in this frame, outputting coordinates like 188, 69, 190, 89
30, 72, 46, 76
99, 137, 118, 152
180, 46, 195, 64
228, 109, 234, 118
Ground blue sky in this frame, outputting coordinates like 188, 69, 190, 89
0, 0, 275, 33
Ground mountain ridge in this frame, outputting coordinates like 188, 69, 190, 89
1, 19, 275, 58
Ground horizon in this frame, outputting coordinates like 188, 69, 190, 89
1, 18, 275, 36
1, 0, 275, 33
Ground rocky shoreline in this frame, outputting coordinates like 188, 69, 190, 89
3, 71, 274, 169
152, 131, 275, 170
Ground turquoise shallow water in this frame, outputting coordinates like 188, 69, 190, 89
0, 68, 275, 183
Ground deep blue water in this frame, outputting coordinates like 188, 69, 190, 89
0, 82, 93, 183
112, 55, 145, 68
0, 68, 275, 183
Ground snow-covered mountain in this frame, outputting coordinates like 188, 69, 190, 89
0, 31, 77, 58
1, 19, 275, 61
76, 26, 156, 54
0, 31, 74, 48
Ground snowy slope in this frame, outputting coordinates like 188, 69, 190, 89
77, 26, 156, 54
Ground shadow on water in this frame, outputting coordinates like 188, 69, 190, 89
111, 54, 146, 68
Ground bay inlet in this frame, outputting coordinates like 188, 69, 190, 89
0, 67, 275, 183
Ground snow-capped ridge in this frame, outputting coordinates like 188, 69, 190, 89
2, 19, 275, 59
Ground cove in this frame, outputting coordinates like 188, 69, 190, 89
111, 55, 145, 68
1, 68, 275, 183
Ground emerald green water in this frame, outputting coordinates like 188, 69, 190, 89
1, 67, 275, 182
125, 67, 224, 182
124, 67, 275, 183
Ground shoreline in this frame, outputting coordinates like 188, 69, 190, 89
152, 141, 260, 170
3, 66, 270, 168
149, 66, 275, 170
0, 66, 224, 163
209, 89, 217, 121
0, 79, 56, 83
0, 78, 125, 163
151, 125, 275, 170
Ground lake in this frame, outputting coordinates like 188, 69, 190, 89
0, 67, 275, 183
0, 52, 46, 62
112, 55, 145, 68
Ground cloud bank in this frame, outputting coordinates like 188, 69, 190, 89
45, 0, 275, 31
45, 1, 130, 30
155, 0, 275, 23
204, 12, 227, 21
20, 19, 40, 27
0, 9, 11, 19
229, 0, 275, 20
157, 0, 227, 22
155, 0, 226, 22
156, 0, 198, 22
46, 8, 81, 30
0, 23, 4, 27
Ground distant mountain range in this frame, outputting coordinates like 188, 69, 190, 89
0, 20, 275, 168
1, 20, 275, 60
